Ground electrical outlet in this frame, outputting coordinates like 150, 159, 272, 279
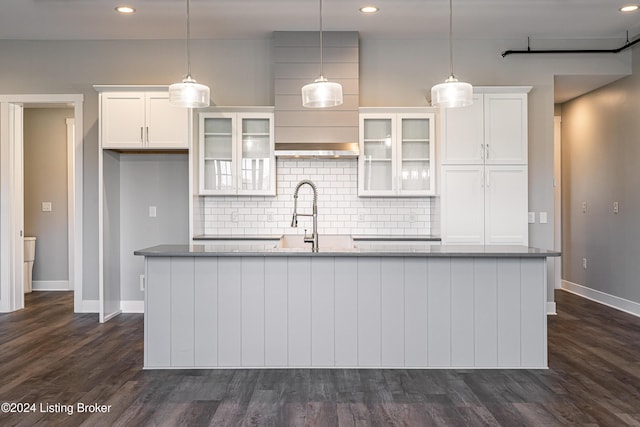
139, 274, 145, 291
231, 211, 239, 223
539, 212, 548, 224
148, 206, 157, 217
42, 202, 52, 212
266, 211, 274, 222
358, 214, 365, 222
582, 202, 587, 213
613, 202, 619, 214
528, 212, 535, 224
409, 214, 417, 222
582, 258, 587, 270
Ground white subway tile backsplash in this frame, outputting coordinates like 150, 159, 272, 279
198, 158, 435, 237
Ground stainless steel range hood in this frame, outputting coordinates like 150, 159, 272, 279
274, 142, 359, 158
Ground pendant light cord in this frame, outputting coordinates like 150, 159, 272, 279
319, 0, 324, 77
186, 0, 192, 78
449, 0, 454, 78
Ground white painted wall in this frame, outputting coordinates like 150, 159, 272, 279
0, 37, 632, 305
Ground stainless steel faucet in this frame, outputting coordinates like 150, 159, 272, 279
291, 179, 318, 252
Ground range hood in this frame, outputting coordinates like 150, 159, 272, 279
274, 31, 359, 159
274, 142, 359, 158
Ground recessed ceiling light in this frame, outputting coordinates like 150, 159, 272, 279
619, 4, 639, 12
359, 6, 379, 14
115, 6, 136, 14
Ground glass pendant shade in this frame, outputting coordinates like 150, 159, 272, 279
301, 76, 343, 108
169, 0, 210, 108
431, 76, 473, 108
169, 76, 210, 108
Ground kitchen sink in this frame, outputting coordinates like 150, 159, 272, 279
277, 234, 355, 250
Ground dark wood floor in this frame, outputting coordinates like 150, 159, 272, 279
1, 291, 640, 426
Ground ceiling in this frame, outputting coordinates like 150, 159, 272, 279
1, 0, 638, 102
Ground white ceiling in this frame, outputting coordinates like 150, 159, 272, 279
1, 0, 638, 102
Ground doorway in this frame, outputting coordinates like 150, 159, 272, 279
0, 94, 83, 313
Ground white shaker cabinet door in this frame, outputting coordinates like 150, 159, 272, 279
440, 165, 485, 244
146, 92, 189, 149
440, 94, 484, 164
101, 92, 146, 149
484, 165, 528, 245
483, 93, 527, 164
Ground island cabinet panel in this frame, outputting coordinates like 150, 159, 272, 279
334, 258, 358, 366
521, 259, 547, 367
357, 259, 382, 367
404, 259, 429, 367
474, 259, 499, 366
241, 257, 265, 367
218, 258, 242, 366
311, 258, 335, 367
287, 258, 312, 366
450, 259, 475, 366
145, 257, 171, 368
143, 255, 549, 369
194, 258, 218, 366
428, 259, 453, 366
170, 258, 195, 367
381, 259, 405, 367
264, 258, 288, 366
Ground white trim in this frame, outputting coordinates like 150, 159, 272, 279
0, 94, 83, 315
80, 299, 100, 313
547, 301, 557, 315
121, 300, 144, 313
32, 280, 71, 291
562, 280, 640, 318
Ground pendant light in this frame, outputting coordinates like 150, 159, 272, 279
301, 0, 343, 108
431, 0, 473, 108
169, 0, 210, 108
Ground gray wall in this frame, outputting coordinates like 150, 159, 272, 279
23, 107, 73, 281
561, 44, 640, 303
119, 153, 189, 301
0, 37, 632, 303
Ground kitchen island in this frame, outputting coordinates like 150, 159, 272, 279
135, 244, 559, 369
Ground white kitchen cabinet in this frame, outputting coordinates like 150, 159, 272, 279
99, 89, 189, 149
199, 109, 275, 196
441, 90, 528, 165
359, 108, 436, 197
440, 87, 530, 245
441, 165, 528, 245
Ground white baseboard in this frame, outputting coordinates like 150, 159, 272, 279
75, 299, 143, 314
562, 280, 640, 318
546, 302, 557, 315
121, 300, 144, 313
32, 280, 70, 291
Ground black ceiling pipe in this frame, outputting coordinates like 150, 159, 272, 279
501, 35, 640, 57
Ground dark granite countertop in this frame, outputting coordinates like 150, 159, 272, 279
135, 244, 560, 258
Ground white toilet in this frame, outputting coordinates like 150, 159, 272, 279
24, 237, 36, 293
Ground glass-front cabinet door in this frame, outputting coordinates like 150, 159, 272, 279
359, 109, 435, 197
201, 115, 236, 194
238, 113, 274, 195
398, 114, 434, 195
199, 110, 275, 196
360, 116, 396, 195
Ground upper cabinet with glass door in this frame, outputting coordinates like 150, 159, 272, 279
199, 109, 275, 196
359, 108, 436, 197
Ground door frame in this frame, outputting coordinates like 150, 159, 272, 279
0, 94, 84, 313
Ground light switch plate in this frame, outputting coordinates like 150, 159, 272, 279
42, 202, 52, 212
539, 212, 548, 224
149, 206, 157, 217
528, 212, 535, 224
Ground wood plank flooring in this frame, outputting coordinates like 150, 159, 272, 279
1, 290, 640, 426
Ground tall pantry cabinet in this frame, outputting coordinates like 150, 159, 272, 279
440, 87, 531, 245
